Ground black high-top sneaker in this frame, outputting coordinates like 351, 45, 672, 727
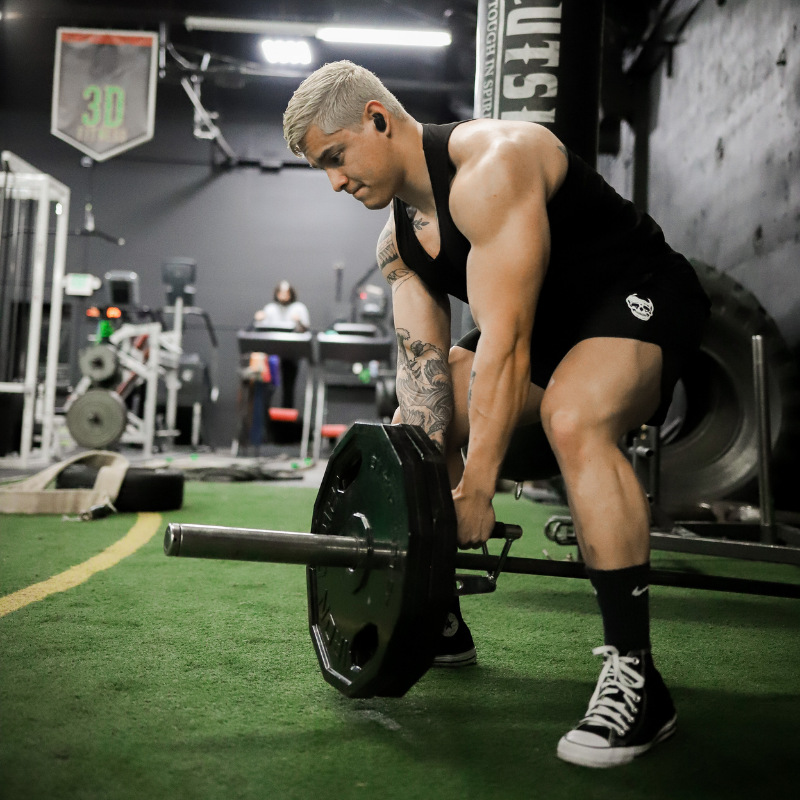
557, 646, 677, 768
432, 610, 477, 667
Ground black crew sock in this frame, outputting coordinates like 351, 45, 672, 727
586, 562, 651, 654
448, 594, 463, 620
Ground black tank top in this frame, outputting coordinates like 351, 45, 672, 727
393, 122, 700, 305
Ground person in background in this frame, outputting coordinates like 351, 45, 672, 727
254, 280, 311, 408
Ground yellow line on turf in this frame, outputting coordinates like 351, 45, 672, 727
0, 512, 162, 618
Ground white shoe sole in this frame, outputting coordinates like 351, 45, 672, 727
432, 647, 477, 668
556, 714, 677, 768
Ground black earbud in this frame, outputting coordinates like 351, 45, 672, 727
373, 113, 387, 133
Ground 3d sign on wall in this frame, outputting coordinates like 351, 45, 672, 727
51, 28, 158, 161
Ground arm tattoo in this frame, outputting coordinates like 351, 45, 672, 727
557, 144, 568, 160
468, 370, 476, 409
385, 267, 414, 288
378, 223, 414, 289
377, 233, 400, 271
405, 204, 431, 231
411, 216, 429, 231
395, 327, 454, 452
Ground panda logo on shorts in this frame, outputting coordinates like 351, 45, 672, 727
626, 294, 654, 321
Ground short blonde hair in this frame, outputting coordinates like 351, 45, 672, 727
283, 61, 407, 156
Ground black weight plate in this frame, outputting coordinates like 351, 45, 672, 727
307, 422, 456, 698
398, 425, 457, 626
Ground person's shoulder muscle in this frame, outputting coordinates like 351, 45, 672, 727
449, 120, 565, 205
448, 122, 556, 245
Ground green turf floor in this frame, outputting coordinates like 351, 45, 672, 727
1, 483, 799, 800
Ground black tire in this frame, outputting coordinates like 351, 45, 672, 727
56, 466, 185, 512
660, 261, 800, 512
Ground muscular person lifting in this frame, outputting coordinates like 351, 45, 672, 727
283, 62, 710, 768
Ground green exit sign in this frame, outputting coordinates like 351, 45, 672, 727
51, 28, 158, 161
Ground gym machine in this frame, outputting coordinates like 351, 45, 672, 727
66, 271, 165, 457
160, 258, 219, 448
0, 152, 71, 466
313, 325, 394, 462
237, 324, 315, 459
66, 262, 219, 455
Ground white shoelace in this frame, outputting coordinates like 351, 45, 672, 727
579, 645, 645, 737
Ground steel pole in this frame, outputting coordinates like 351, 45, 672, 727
454, 553, 800, 599
752, 335, 776, 544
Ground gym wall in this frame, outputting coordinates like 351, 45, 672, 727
0, 81, 391, 448
1, 0, 797, 449
598, 0, 800, 348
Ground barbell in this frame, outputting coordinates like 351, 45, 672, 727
164, 422, 800, 699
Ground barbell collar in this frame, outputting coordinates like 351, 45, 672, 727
164, 523, 397, 569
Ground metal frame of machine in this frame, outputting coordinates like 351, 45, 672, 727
0, 151, 71, 467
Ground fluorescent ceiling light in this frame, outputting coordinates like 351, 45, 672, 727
185, 17, 451, 48
261, 39, 313, 65
316, 28, 451, 47
186, 17, 318, 36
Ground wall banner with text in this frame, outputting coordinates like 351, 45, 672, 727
51, 28, 158, 161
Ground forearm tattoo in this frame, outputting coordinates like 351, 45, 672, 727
395, 328, 454, 452
468, 369, 476, 409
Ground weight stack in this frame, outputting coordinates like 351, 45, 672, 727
474, 0, 604, 167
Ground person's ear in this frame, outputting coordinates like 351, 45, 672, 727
364, 101, 390, 135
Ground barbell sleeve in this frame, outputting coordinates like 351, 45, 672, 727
164, 523, 397, 569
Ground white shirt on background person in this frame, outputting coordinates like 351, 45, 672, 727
259, 300, 310, 330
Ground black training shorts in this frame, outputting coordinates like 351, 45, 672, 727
454, 266, 711, 426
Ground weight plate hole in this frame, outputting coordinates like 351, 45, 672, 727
337, 452, 363, 494
350, 622, 378, 669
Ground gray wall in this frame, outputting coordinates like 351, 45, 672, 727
0, 85, 388, 447
599, 0, 800, 347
